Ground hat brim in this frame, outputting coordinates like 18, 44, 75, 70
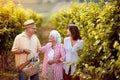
24, 23, 35, 26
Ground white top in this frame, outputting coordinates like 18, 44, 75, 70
63, 37, 84, 75
48, 48, 54, 60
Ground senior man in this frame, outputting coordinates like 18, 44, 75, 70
11, 19, 41, 80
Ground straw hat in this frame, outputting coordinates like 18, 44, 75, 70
24, 19, 35, 26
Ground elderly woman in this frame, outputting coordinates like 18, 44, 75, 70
40, 30, 66, 80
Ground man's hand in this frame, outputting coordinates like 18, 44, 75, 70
37, 48, 41, 54
24, 49, 31, 55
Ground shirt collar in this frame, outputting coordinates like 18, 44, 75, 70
21, 31, 35, 38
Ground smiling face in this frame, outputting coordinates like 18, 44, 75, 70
48, 35, 56, 42
25, 23, 36, 37
67, 29, 72, 36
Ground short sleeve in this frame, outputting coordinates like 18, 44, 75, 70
11, 35, 20, 52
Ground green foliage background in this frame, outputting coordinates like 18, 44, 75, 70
0, 1, 43, 55
0, 0, 120, 79
0, 1, 43, 78
50, 0, 120, 79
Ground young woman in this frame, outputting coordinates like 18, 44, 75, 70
63, 25, 84, 80
40, 30, 66, 80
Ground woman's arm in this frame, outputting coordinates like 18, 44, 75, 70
55, 44, 66, 63
60, 44, 66, 62
40, 43, 51, 53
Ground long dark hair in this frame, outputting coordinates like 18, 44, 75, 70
68, 25, 81, 41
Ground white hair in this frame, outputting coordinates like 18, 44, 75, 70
49, 30, 61, 43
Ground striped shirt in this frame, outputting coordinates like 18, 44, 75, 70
41, 42, 66, 80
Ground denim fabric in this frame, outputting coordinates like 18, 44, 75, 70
30, 73, 39, 80
18, 71, 39, 80
18, 71, 28, 80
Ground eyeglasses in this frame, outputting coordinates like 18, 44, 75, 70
25, 27, 36, 30
25, 24, 36, 30
30, 27, 36, 30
